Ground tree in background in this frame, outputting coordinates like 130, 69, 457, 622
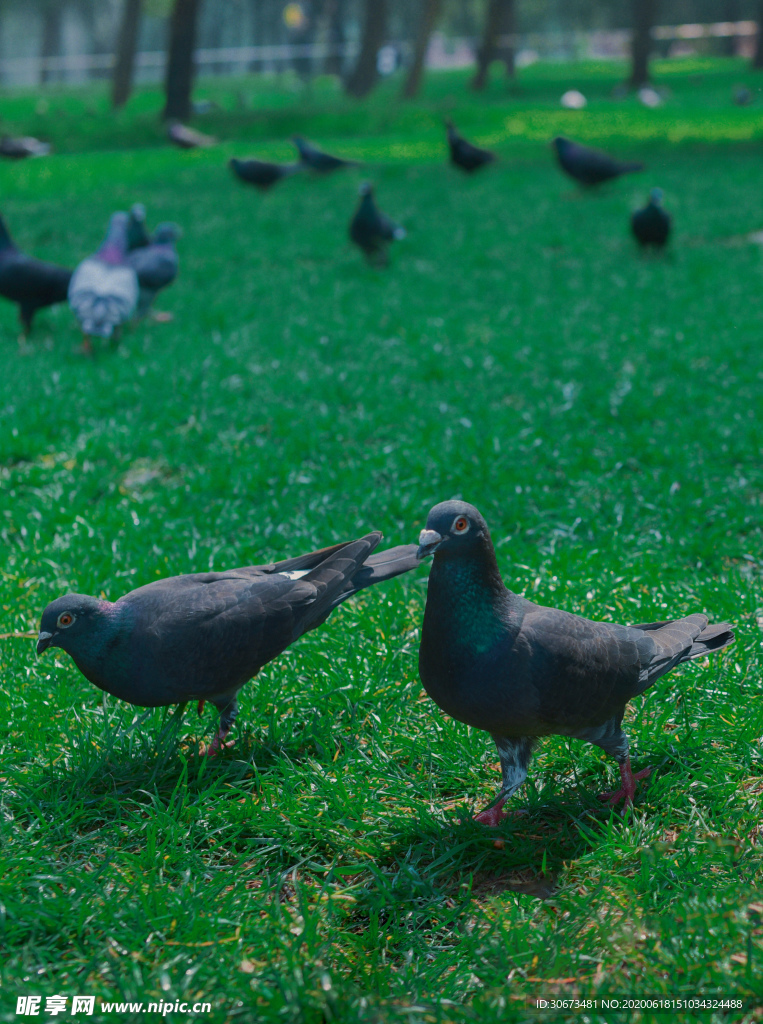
344, 0, 388, 98
754, 0, 763, 68
39, 0, 64, 86
163, 0, 202, 120
322, 0, 347, 78
629, 0, 657, 87
112, 0, 142, 108
471, 0, 515, 91
402, 0, 444, 99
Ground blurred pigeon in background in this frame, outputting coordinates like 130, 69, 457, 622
167, 121, 217, 149
293, 135, 359, 173
68, 212, 138, 352
126, 222, 180, 321
0, 135, 51, 159
552, 136, 644, 187
0, 212, 71, 338
560, 90, 587, 109
37, 533, 421, 757
416, 500, 734, 824
631, 188, 671, 249
445, 120, 495, 173
349, 183, 406, 266
229, 157, 303, 191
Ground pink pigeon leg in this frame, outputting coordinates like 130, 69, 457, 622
598, 757, 652, 807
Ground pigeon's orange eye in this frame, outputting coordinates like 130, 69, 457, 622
57, 612, 74, 628
453, 516, 469, 533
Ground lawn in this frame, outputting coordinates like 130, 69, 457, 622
1, 59, 762, 1023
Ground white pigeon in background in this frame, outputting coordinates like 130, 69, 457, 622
68, 211, 138, 352
561, 89, 587, 109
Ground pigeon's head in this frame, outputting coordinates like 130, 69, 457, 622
649, 187, 664, 205
37, 594, 111, 656
129, 203, 146, 224
358, 181, 374, 197
152, 222, 182, 244
551, 136, 569, 154
417, 500, 490, 560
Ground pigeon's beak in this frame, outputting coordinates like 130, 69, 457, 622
36, 631, 53, 654
417, 529, 443, 560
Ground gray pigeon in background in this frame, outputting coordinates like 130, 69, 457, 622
293, 135, 359, 173
67, 212, 138, 351
416, 500, 734, 824
126, 203, 150, 251
37, 533, 420, 756
552, 135, 644, 187
126, 222, 180, 321
349, 183, 406, 266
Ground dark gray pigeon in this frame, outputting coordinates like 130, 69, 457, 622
229, 157, 303, 191
37, 534, 420, 756
416, 500, 734, 824
0, 212, 71, 337
126, 222, 180, 320
293, 135, 359, 173
552, 136, 644, 187
126, 203, 151, 251
446, 120, 495, 173
349, 183, 406, 266
631, 188, 671, 249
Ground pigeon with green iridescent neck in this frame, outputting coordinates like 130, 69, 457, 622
37, 533, 420, 756
631, 188, 671, 249
416, 500, 734, 824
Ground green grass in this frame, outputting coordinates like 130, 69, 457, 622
1, 59, 762, 1023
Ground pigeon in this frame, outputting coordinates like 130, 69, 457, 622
552, 136, 644, 187
292, 135, 359, 173
126, 203, 151, 251
416, 500, 734, 824
560, 90, 587, 109
0, 135, 51, 159
445, 120, 495, 173
229, 157, 303, 191
126, 222, 180, 320
631, 188, 671, 249
733, 86, 752, 106
67, 212, 139, 351
167, 122, 216, 149
37, 534, 420, 756
349, 183, 406, 266
0, 213, 71, 337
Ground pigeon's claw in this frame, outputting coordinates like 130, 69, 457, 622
598, 758, 652, 808
473, 796, 507, 826
197, 699, 205, 716
204, 729, 234, 758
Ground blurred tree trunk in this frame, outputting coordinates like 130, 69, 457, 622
629, 0, 656, 87
323, 0, 346, 77
163, 0, 202, 120
344, 0, 387, 98
722, 0, 739, 57
754, 0, 763, 68
112, 0, 142, 109
39, 1, 63, 86
471, 0, 514, 90
402, 0, 444, 99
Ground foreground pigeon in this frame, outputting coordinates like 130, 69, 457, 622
631, 188, 671, 249
0, 135, 51, 159
37, 534, 420, 756
126, 222, 180, 320
68, 212, 138, 350
229, 157, 303, 191
445, 120, 495, 173
293, 135, 358, 173
416, 500, 734, 824
552, 136, 644, 187
0, 213, 71, 337
349, 183, 406, 266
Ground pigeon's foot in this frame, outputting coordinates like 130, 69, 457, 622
197, 699, 206, 716
151, 311, 174, 323
204, 730, 234, 758
598, 758, 652, 808
473, 796, 507, 826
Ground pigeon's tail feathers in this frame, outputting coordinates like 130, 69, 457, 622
268, 534, 381, 577
351, 543, 421, 590
686, 622, 735, 659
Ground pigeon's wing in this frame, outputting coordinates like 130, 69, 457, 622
0, 255, 71, 308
